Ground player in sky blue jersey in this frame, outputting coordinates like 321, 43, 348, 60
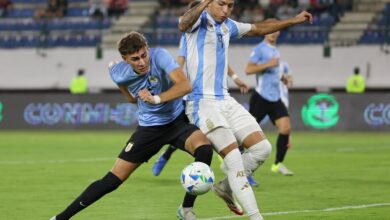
178, 1, 312, 219
245, 29, 294, 176
51, 31, 213, 220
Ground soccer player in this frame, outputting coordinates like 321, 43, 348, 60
178, 1, 312, 219
245, 30, 294, 176
51, 31, 213, 220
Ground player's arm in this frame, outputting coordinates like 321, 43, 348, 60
227, 65, 249, 94
245, 57, 279, 75
245, 11, 313, 36
178, 0, 213, 32
118, 85, 137, 103
138, 68, 191, 104
177, 56, 185, 69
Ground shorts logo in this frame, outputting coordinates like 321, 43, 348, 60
125, 142, 134, 152
206, 119, 214, 130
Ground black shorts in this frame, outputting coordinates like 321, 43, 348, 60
118, 112, 199, 163
249, 91, 289, 124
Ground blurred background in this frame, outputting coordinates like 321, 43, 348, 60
0, 0, 389, 130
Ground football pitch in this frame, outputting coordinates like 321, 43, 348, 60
1, 131, 389, 220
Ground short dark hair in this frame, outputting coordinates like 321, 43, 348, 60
117, 31, 148, 56
77, 69, 85, 76
354, 67, 360, 75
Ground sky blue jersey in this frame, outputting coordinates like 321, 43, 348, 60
249, 41, 281, 102
109, 48, 182, 126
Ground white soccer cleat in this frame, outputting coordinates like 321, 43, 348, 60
177, 205, 196, 220
50, 217, 56, 220
213, 182, 244, 215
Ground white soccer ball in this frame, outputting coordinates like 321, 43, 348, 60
180, 162, 215, 195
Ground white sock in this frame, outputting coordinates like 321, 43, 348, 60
242, 139, 272, 174
223, 149, 260, 216
249, 212, 264, 220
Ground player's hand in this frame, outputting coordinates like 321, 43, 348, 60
234, 78, 249, 94
293, 11, 313, 24
281, 75, 293, 87
138, 89, 155, 104
268, 57, 279, 68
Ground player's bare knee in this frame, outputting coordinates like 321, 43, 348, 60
111, 158, 139, 181
185, 130, 210, 154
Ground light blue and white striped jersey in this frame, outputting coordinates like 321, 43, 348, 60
183, 11, 251, 100
109, 48, 183, 126
249, 40, 281, 102
279, 60, 290, 107
178, 34, 187, 57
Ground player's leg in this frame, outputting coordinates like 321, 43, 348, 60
152, 145, 177, 176
52, 126, 165, 220
169, 115, 213, 220
238, 145, 259, 187
272, 116, 293, 175
270, 100, 293, 176
53, 158, 140, 220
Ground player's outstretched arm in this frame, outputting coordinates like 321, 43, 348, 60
246, 11, 313, 36
178, 0, 213, 32
227, 65, 249, 94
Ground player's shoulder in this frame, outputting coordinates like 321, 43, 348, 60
109, 61, 134, 84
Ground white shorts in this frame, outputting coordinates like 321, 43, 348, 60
185, 96, 262, 143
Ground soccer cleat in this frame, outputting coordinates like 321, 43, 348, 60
247, 175, 259, 187
50, 217, 56, 220
213, 183, 244, 216
177, 205, 196, 220
271, 163, 294, 176
152, 154, 168, 176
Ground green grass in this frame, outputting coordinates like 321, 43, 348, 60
1, 131, 390, 220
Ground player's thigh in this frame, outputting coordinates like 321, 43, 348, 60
270, 100, 290, 133
111, 158, 141, 181
186, 99, 230, 134
249, 91, 269, 122
118, 126, 167, 164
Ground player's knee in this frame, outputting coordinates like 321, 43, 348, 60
102, 172, 123, 192
278, 124, 291, 135
194, 144, 213, 165
248, 139, 272, 162
206, 127, 237, 153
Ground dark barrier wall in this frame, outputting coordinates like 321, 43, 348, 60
0, 92, 389, 131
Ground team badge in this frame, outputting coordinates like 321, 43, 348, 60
149, 76, 159, 84
206, 119, 214, 130
221, 24, 228, 35
125, 142, 134, 152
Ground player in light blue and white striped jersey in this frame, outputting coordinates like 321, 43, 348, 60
178, 1, 312, 219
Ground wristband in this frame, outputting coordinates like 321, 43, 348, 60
231, 74, 239, 80
153, 95, 161, 104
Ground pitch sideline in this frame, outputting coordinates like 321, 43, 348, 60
198, 202, 390, 220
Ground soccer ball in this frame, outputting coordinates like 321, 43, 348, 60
180, 162, 215, 195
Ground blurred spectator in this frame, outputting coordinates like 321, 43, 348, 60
0, 0, 12, 17
89, 0, 107, 20
35, 0, 68, 19
70, 69, 88, 94
276, 2, 297, 20
346, 67, 366, 93
107, 0, 128, 18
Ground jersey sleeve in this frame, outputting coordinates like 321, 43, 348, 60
109, 61, 131, 85
248, 46, 262, 64
155, 48, 180, 76
226, 18, 251, 39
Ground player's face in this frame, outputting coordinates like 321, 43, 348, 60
265, 31, 280, 44
207, 0, 234, 23
123, 46, 150, 75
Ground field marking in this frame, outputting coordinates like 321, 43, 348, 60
198, 202, 390, 220
0, 157, 113, 165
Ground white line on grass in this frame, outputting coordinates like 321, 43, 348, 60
198, 202, 390, 220
0, 157, 113, 165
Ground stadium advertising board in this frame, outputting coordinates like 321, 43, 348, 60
0, 93, 389, 131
